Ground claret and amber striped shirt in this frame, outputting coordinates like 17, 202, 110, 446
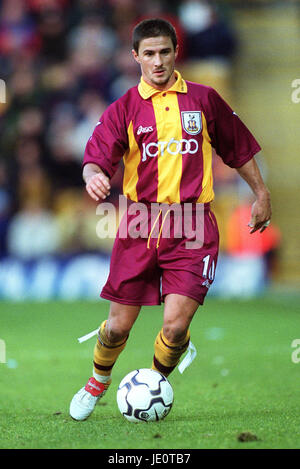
83, 71, 261, 204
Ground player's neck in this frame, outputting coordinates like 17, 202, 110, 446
142, 72, 177, 92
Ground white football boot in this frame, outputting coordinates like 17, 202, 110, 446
69, 377, 111, 421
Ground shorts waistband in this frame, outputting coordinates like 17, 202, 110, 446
126, 199, 211, 212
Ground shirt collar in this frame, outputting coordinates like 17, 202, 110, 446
138, 70, 187, 100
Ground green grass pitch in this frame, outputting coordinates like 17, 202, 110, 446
0, 295, 299, 449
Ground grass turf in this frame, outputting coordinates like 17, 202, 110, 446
0, 295, 300, 449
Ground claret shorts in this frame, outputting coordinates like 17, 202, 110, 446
101, 201, 219, 306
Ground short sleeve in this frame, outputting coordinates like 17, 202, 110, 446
205, 88, 261, 168
83, 100, 128, 178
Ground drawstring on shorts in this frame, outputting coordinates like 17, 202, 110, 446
146, 209, 171, 249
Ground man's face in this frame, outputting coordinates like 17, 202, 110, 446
132, 36, 178, 90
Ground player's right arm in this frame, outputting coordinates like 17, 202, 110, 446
82, 99, 128, 202
83, 163, 111, 202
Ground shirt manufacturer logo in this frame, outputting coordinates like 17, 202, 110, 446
137, 125, 153, 135
181, 111, 202, 135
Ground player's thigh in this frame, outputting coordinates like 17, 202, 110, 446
106, 301, 141, 342
162, 293, 199, 342
101, 210, 162, 306
160, 206, 219, 308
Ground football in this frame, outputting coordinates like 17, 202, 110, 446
116, 368, 174, 422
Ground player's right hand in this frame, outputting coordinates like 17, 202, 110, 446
85, 173, 111, 202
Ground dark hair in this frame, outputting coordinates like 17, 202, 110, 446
132, 18, 177, 53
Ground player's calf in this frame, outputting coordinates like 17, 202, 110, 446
152, 328, 190, 377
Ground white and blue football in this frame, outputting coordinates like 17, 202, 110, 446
117, 368, 174, 423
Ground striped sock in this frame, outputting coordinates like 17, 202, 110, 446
152, 328, 190, 377
93, 320, 128, 383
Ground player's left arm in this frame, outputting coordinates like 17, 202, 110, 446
236, 157, 272, 234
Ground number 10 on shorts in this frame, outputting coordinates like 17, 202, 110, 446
202, 254, 215, 281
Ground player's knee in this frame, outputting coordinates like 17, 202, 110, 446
163, 322, 188, 344
105, 320, 131, 343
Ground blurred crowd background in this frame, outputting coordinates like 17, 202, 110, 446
0, 0, 299, 299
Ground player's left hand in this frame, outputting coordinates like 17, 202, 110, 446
248, 193, 272, 234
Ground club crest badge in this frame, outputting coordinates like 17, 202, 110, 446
181, 111, 202, 136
